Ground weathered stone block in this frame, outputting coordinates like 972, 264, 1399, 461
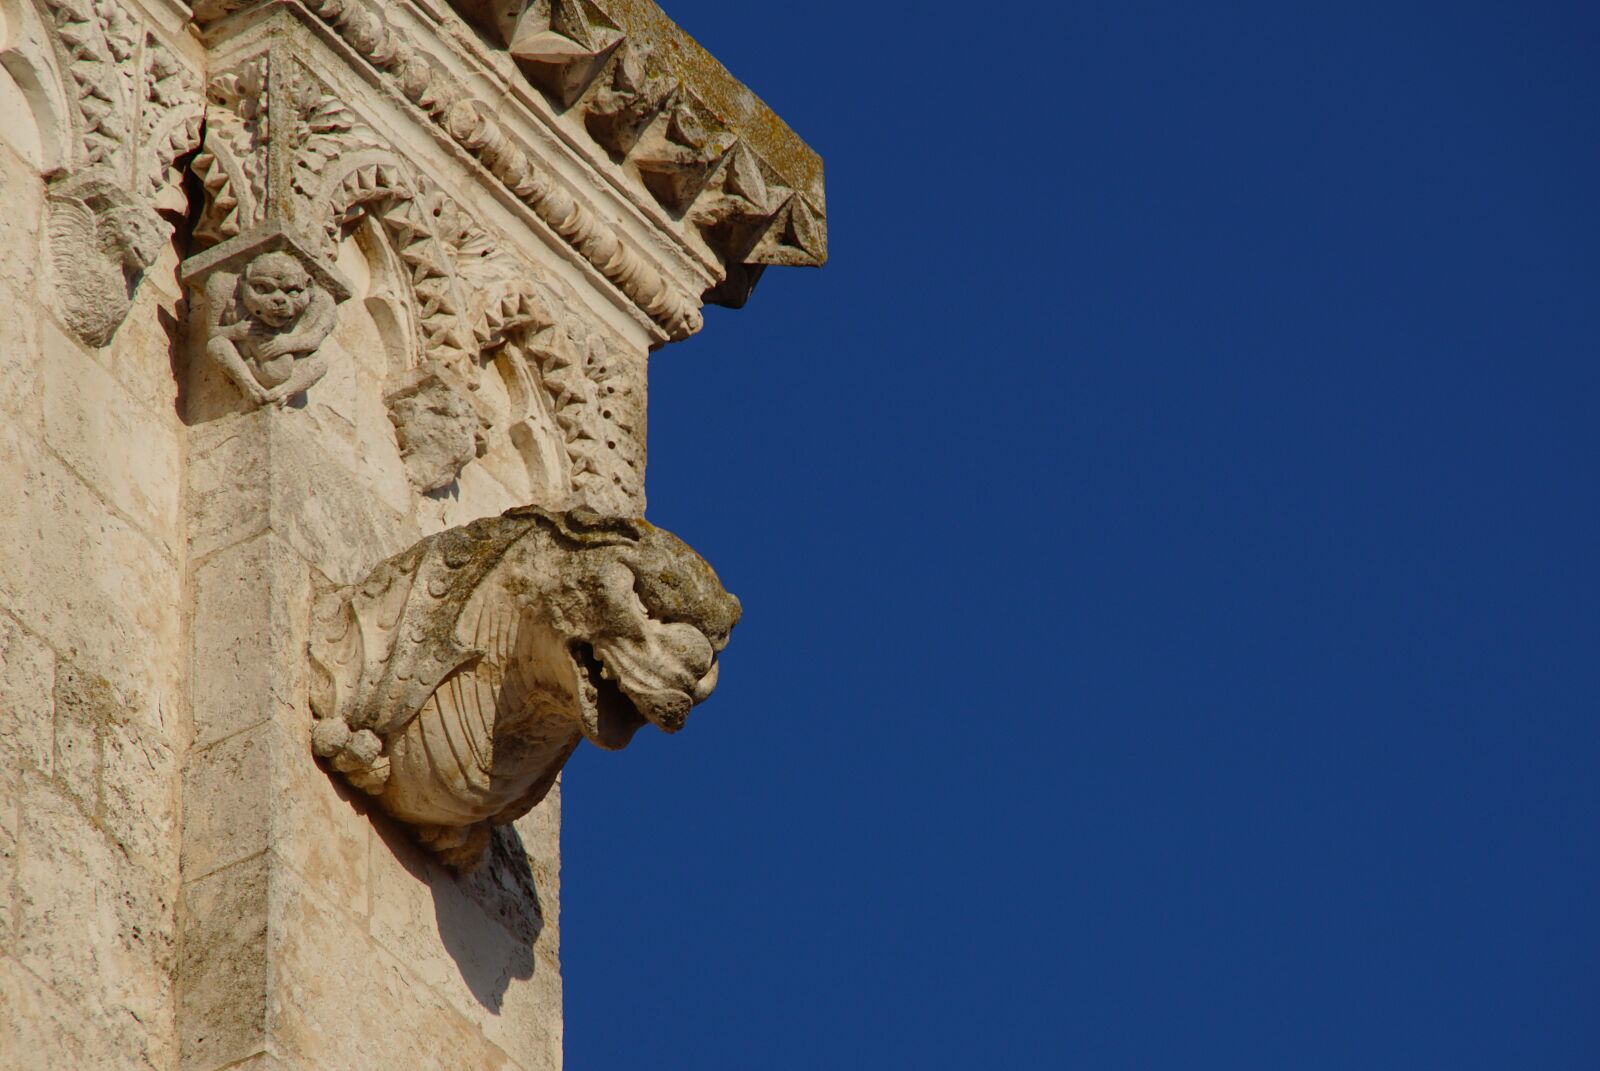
0, 826, 15, 940
40, 655, 178, 874
0, 193, 45, 431
345, 361, 415, 518
187, 410, 270, 560
0, 424, 182, 712
218, 1053, 316, 1071
51, 659, 115, 812
103, 254, 187, 420
42, 318, 183, 550
189, 532, 309, 747
183, 716, 369, 914
179, 854, 272, 1071
0, 958, 95, 1071
181, 730, 271, 881
14, 774, 175, 1071
0, 967, 164, 1071
432, 459, 525, 533
264, 411, 418, 585
270, 864, 524, 1071
368, 822, 561, 1069
101, 710, 180, 876
189, 407, 416, 581
0, 611, 55, 797
181, 849, 524, 1071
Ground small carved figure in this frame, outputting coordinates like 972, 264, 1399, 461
204, 251, 338, 407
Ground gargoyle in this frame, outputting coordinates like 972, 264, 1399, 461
308, 507, 740, 869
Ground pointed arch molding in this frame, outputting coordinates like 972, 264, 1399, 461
14, 0, 817, 488
181, 38, 649, 511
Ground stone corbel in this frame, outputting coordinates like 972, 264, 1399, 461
308, 507, 740, 869
30, 0, 203, 346
47, 169, 172, 347
179, 224, 353, 409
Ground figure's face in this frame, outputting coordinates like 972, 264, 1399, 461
243, 258, 312, 328
104, 207, 169, 271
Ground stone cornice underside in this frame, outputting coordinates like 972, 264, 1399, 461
191, 0, 827, 325
444, 0, 826, 305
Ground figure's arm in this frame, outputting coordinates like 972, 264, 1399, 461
214, 319, 262, 341
203, 273, 235, 335
261, 348, 328, 408
208, 334, 271, 405
204, 274, 271, 405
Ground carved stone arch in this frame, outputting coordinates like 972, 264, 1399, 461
319, 153, 429, 378
335, 214, 423, 381
478, 315, 575, 505
29, 0, 141, 176
0, 0, 72, 170
318, 153, 480, 370
190, 138, 257, 246
317, 151, 417, 250
314, 153, 585, 501
307, 152, 485, 493
141, 89, 202, 212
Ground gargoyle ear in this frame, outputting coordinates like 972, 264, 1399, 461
591, 559, 649, 637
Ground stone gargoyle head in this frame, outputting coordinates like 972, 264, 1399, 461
308, 507, 740, 868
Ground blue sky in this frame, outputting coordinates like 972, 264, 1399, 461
561, 2, 1599, 1067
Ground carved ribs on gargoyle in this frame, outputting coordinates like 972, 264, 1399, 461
308, 507, 740, 870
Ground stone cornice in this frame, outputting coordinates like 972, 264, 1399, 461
191, 0, 707, 341
442, 0, 825, 303
190, 0, 827, 322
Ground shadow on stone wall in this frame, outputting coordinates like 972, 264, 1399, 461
451, 825, 544, 1011
372, 817, 544, 1014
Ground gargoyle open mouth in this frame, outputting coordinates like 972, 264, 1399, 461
570, 641, 650, 750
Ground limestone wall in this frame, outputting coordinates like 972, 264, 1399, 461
1, 25, 190, 1058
